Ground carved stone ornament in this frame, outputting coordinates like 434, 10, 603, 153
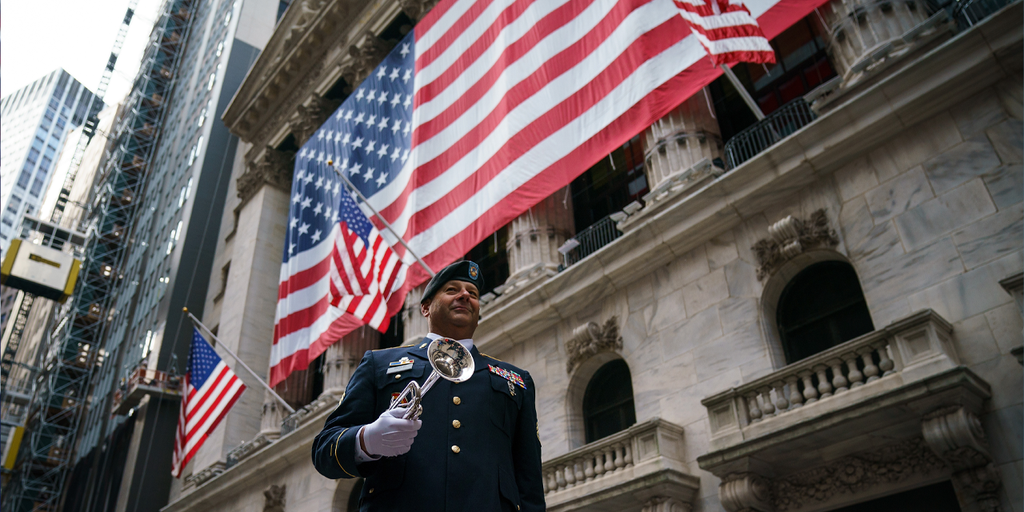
642, 496, 691, 512
770, 437, 946, 512
237, 146, 296, 208
291, 94, 341, 146
398, 0, 441, 21
753, 209, 839, 280
721, 473, 774, 512
565, 316, 623, 374
341, 35, 394, 89
923, 406, 1002, 512
264, 484, 286, 512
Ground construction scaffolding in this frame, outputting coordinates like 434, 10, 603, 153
1, 0, 198, 509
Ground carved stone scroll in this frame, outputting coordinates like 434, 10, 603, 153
264, 484, 286, 512
237, 146, 296, 208
721, 473, 774, 512
923, 407, 1002, 512
291, 94, 340, 146
565, 316, 622, 374
753, 209, 839, 280
642, 496, 692, 512
340, 35, 393, 88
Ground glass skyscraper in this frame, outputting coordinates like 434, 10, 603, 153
0, 69, 101, 253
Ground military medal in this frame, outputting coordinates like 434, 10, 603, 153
387, 356, 414, 374
488, 364, 526, 390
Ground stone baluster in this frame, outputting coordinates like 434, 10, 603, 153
758, 387, 776, 416
786, 375, 804, 408
614, 443, 626, 470
556, 466, 566, 490
565, 463, 577, 487
594, 451, 606, 477
814, 364, 833, 398
844, 353, 864, 388
859, 347, 880, 383
829, 359, 849, 393
747, 393, 763, 422
623, 442, 633, 467
543, 471, 550, 493
772, 381, 790, 412
604, 447, 616, 472
583, 456, 595, 480
876, 340, 896, 376
800, 370, 819, 404
574, 459, 585, 483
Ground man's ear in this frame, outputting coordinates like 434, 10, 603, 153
420, 300, 430, 318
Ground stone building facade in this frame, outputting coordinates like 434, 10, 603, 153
162, 1, 1022, 511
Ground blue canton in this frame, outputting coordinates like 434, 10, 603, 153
190, 327, 222, 388
283, 31, 416, 263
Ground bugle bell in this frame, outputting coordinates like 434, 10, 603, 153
389, 337, 474, 420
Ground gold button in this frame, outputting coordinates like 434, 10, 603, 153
452, 420, 461, 429
451, 445, 461, 454
395, 375, 401, 380
453, 396, 461, 405
368, 488, 375, 494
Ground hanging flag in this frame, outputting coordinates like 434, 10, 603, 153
172, 328, 246, 477
272, 0, 829, 387
674, 0, 777, 65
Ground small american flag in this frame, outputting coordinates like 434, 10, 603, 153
674, 0, 777, 65
172, 328, 246, 477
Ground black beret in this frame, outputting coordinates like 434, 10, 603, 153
420, 260, 484, 304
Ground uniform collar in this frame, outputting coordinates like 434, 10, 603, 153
425, 332, 474, 352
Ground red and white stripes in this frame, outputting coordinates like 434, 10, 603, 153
674, 0, 776, 65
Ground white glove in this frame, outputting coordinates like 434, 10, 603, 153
360, 407, 422, 457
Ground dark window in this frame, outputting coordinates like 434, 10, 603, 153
570, 134, 648, 232
777, 261, 874, 364
27, 148, 40, 164
709, 15, 837, 142
30, 177, 44, 197
464, 227, 510, 297
18, 170, 32, 188
832, 481, 961, 512
583, 359, 636, 443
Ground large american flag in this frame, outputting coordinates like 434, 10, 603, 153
271, 0, 828, 386
172, 328, 246, 477
676, 0, 777, 65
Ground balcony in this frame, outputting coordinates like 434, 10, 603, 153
697, 310, 996, 511
558, 215, 623, 270
723, 99, 817, 170
542, 418, 699, 512
111, 365, 181, 415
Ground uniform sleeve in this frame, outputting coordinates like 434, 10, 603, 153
513, 371, 546, 511
312, 350, 378, 479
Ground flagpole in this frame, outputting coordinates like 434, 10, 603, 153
183, 308, 296, 414
719, 64, 766, 121
329, 163, 436, 278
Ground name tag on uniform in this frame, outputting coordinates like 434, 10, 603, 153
387, 363, 413, 374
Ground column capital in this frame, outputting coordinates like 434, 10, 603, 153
290, 93, 340, 146
237, 146, 295, 208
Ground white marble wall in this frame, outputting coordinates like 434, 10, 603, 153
481, 80, 1023, 512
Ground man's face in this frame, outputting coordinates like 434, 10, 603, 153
421, 280, 480, 339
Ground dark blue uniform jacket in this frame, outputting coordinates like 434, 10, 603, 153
312, 339, 545, 512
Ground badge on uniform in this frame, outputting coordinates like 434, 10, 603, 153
391, 392, 411, 406
488, 364, 526, 392
387, 357, 414, 374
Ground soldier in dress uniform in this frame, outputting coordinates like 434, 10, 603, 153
312, 260, 545, 512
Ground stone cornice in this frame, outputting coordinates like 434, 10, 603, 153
222, 0, 405, 148
160, 406, 334, 512
474, 4, 1023, 356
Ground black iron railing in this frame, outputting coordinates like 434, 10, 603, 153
560, 215, 622, 269
724, 99, 817, 169
951, 0, 1014, 28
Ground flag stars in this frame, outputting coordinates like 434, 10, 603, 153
334, 131, 343, 143
304, 172, 314, 185
376, 67, 387, 80
365, 140, 377, 154
315, 177, 325, 189
324, 206, 333, 219
377, 91, 389, 105
289, 243, 296, 255
403, 94, 412, 108
354, 112, 365, 125
316, 151, 325, 163
377, 144, 390, 158
344, 110, 353, 121
403, 122, 411, 135
389, 67, 400, 81
351, 137, 364, 150
391, 119, 402, 134
341, 133, 351, 145
350, 163, 362, 176
400, 43, 410, 58
390, 147, 401, 161
313, 202, 323, 216
290, 217, 299, 228
367, 114, 377, 126
298, 223, 310, 235
335, 109, 346, 120
402, 69, 412, 83
376, 171, 388, 187
311, 229, 323, 243
378, 117, 390, 130
292, 192, 302, 204
333, 182, 341, 195
317, 131, 325, 141
300, 196, 312, 209
390, 94, 402, 107
366, 89, 377, 102
356, 89, 365, 101
363, 168, 374, 182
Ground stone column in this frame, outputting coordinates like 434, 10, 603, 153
259, 391, 285, 440
320, 326, 379, 398
821, 0, 938, 83
402, 284, 429, 346
720, 473, 774, 512
643, 89, 723, 193
922, 407, 1003, 512
500, 188, 574, 298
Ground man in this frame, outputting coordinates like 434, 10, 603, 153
312, 260, 545, 512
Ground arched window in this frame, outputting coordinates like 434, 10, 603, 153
777, 261, 874, 364
582, 359, 636, 443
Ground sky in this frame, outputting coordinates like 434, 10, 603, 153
2, 0, 163, 106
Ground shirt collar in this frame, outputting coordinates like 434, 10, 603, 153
426, 332, 474, 352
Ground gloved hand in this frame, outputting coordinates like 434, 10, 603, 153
360, 407, 422, 457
